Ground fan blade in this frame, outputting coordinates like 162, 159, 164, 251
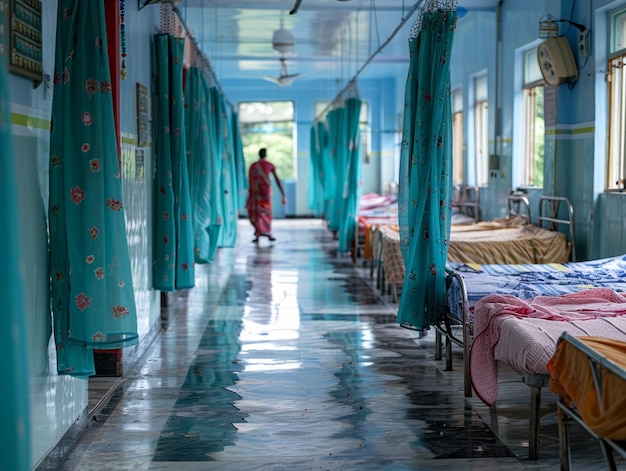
260, 76, 282, 85
289, 0, 303, 15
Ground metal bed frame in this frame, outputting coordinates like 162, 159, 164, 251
555, 332, 626, 470
538, 195, 576, 262
453, 184, 480, 222
507, 190, 531, 222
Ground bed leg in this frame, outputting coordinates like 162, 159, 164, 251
529, 385, 541, 460
434, 329, 442, 361
557, 405, 572, 471
600, 441, 618, 471
445, 336, 453, 371
463, 324, 472, 397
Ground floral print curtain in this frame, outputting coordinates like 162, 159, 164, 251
153, 34, 195, 289
338, 97, 363, 253
49, 0, 138, 376
397, 3, 457, 333
0, 5, 30, 467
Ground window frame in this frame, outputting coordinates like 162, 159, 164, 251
519, 46, 545, 188
521, 82, 545, 187
238, 100, 296, 180
606, 7, 626, 191
473, 75, 488, 187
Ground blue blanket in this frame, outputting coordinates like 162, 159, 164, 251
447, 254, 626, 321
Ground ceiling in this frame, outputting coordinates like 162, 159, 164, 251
170, 0, 499, 92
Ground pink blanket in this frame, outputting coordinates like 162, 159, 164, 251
470, 288, 626, 405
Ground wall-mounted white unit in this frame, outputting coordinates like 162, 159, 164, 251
537, 36, 578, 86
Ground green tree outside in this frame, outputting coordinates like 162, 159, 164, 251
238, 101, 295, 180
534, 86, 545, 188
240, 123, 295, 179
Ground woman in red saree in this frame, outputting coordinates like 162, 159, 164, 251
246, 148, 287, 242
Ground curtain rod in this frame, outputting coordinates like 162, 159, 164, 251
170, 5, 235, 112
315, 0, 424, 122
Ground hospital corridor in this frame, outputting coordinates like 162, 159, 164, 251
45, 220, 611, 471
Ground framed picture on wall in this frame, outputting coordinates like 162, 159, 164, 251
8, 0, 43, 85
136, 83, 149, 147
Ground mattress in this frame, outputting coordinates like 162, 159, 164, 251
448, 219, 571, 264
358, 195, 398, 259
377, 224, 404, 284
469, 289, 626, 405
446, 254, 626, 322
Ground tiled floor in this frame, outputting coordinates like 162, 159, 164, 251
56, 219, 620, 470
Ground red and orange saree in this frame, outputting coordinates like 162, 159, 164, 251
246, 159, 275, 237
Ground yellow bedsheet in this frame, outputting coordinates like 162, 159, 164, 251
548, 336, 626, 441
447, 222, 571, 264
372, 219, 571, 283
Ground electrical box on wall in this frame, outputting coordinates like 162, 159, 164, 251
489, 154, 500, 170
578, 29, 591, 57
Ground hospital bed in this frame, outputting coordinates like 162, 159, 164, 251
441, 255, 626, 459
357, 193, 398, 264
451, 184, 480, 224
371, 194, 575, 304
447, 194, 574, 264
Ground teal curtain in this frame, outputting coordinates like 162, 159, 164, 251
153, 35, 195, 289
49, 0, 138, 376
397, 9, 457, 332
327, 108, 347, 232
0, 6, 30, 468
185, 67, 219, 263
338, 98, 363, 252
307, 124, 325, 216
209, 87, 225, 244
231, 111, 248, 211
318, 122, 334, 222
217, 95, 238, 247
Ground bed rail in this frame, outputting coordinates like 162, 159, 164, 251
553, 332, 626, 470
507, 190, 531, 223
538, 196, 576, 261
453, 184, 480, 222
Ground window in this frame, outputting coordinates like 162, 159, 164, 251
359, 102, 370, 164
238, 101, 295, 179
607, 8, 626, 190
522, 48, 545, 187
452, 88, 463, 185
474, 75, 488, 186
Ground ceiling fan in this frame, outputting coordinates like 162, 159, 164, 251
261, 57, 301, 87
290, 0, 351, 15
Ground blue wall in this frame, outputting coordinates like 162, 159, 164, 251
450, 0, 626, 260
